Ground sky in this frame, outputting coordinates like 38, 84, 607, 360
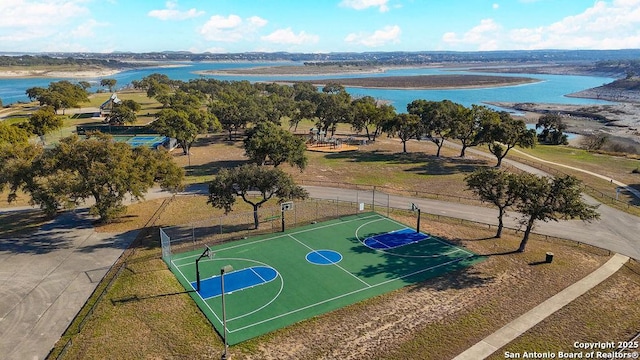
1, 0, 639, 54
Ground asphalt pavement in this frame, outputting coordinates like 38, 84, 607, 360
0, 210, 137, 360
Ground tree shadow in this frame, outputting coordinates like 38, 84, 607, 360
75, 229, 139, 253
405, 157, 488, 176
480, 250, 520, 256
186, 159, 249, 178
346, 232, 493, 292
622, 185, 640, 206
325, 150, 489, 176
0, 209, 94, 254
0, 209, 50, 238
110, 290, 194, 305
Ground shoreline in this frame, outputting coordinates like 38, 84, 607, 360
275, 75, 540, 90
0, 68, 124, 79
194, 64, 452, 77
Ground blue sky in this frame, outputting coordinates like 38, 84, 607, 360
1, 0, 639, 53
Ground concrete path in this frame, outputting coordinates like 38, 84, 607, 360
0, 210, 137, 360
452, 253, 630, 360
512, 148, 640, 200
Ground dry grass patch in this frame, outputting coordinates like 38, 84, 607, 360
232, 213, 611, 360
180, 133, 486, 201
488, 260, 640, 359
55, 194, 618, 360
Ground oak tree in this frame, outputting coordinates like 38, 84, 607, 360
513, 174, 599, 252
244, 121, 308, 170
208, 164, 308, 229
466, 168, 521, 238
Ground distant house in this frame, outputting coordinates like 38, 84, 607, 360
99, 93, 121, 117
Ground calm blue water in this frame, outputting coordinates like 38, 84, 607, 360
0, 62, 615, 112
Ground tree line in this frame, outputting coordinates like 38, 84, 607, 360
0, 74, 589, 243
0, 55, 129, 68
131, 74, 572, 167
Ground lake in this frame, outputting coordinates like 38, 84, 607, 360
0, 61, 616, 112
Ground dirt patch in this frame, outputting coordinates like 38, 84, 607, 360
234, 215, 611, 360
487, 101, 640, 151
283, 74, 539, 90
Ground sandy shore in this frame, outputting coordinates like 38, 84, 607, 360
0, 67, 123, 79
194, 64, 448, 77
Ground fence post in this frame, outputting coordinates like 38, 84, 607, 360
372, 186, 376, 212
387, 193, 390, 217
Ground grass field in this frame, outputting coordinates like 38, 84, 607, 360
54, 195, 619, 360
3, 90, 640, 358
166, 212, 482, 345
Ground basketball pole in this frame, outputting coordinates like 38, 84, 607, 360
411, 203, 421, 234
195, 247, 211, 292
281, 208, 285, 232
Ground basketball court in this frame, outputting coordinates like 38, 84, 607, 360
163, 212, 483, 345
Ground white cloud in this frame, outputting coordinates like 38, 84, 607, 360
345, 25, 401, 47
0, 0, 98, 49
442, 0, 640, 50
199, 14, 268, 42
493, 3, 500, 9
261, 28, 319, 45
339, 0, 390, 12
148, 1, 204, 21
510, 0, 640, 49
0, 0, 89, 28
70, 19, 108, 39
441, 19, 502, 51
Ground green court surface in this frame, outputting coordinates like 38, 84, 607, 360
111, 135, 168, 148
168, 212, 484, 345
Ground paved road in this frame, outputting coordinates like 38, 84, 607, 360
1, 146, 638, 360
301, 186, 640, 260
183, 182, 640, 260
0, 210, 137, 360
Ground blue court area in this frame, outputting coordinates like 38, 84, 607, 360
168, 212, 483, 345
364, 228, 430, 249
306, 250, 343, 265
126, 135, 168, 148
190, 266, 278, 300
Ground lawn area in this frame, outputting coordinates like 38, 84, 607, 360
177, 132, 489, 202
508, 146, 640, 213
52, 195, 616, 360
488, 259, 640, 360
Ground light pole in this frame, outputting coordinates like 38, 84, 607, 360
220, 265, 233, 360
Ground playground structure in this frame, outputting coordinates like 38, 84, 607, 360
306, 128, 361, 153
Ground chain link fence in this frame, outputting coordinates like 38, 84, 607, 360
160, 195, 389, 258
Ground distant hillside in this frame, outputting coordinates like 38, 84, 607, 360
2, 49, 639, 66
0, 55, 135, 68
568, 77, 640, 103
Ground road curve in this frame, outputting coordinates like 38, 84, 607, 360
301, 185, 640, 260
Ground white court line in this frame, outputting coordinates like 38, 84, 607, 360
383, 217, 475, 256
174, 256, 286, 326
171, 213, 381, 265
229, 254, 475, 334
250, 267, 268, 283
364, 236, 393, 249
287, 234, 372, 288
171, 258, 223, 326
